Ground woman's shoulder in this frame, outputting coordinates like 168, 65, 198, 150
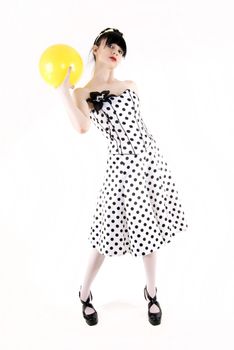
123, 80, 140, 96
73, 79, 139, 100
73, 86, 89, 100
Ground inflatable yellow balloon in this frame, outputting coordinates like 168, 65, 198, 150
39, 44, 83, 88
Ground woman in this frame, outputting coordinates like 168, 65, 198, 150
58, 27, 189, 326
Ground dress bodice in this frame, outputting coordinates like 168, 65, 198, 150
86, 88, 155, 156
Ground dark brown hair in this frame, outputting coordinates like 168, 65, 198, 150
89, 28, 127, 61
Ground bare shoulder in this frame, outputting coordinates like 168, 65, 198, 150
73, 87, 89, 102
124, 80, 140, 96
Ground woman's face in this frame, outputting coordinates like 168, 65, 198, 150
93, 38, 124, 66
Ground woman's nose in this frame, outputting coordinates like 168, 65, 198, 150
111, 47, 117, 55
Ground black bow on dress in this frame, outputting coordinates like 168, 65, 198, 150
86, 90, 117, 113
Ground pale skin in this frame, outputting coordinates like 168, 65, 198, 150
60, 37, 160, 314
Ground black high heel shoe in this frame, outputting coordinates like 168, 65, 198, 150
144, 285, 162, 326
79, 286, 98, 326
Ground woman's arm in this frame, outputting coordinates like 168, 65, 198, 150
58, 88, 90, 133
57, 66, 90, 133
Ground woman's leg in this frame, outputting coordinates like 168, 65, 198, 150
79, 247, 106, 314
142, 251, 160, 312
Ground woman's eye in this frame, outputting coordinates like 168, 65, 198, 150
108, 44, 123, 55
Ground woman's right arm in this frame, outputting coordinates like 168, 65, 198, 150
57, 67, 91, 134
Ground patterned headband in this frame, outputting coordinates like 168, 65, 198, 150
94, 28, 123, 44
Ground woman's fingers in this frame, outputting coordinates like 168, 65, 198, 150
64, 66, 72, 83
67, 67, 75, 88
56, 66, 74, 89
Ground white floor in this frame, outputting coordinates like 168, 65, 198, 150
1, 294, 233, 350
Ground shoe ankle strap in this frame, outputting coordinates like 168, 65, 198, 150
144, 285, 157, 302
79, 290, 93, 305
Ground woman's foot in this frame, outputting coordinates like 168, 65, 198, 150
144, 285, 162, 326
79, 285, 98, 326
79, 286, 96, 315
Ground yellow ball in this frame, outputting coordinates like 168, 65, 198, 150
39, 44, 83, 88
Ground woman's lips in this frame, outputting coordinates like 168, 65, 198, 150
110, 57, 117, 61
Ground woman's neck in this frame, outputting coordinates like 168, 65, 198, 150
90, 65, 116, 85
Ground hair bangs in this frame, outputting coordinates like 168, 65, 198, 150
94, 31, 127, 57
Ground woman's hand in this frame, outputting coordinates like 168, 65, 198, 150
56, 66, 75, 93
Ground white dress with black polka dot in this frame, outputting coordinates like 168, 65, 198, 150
86, 88, 189, 257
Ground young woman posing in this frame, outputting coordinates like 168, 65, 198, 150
57, 27, 188, 326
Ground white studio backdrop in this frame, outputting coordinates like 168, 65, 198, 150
0, 0, 233, 349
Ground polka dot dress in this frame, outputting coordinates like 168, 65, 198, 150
86, 88, 189, 257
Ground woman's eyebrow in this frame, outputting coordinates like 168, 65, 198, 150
109, 43, 123, 52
